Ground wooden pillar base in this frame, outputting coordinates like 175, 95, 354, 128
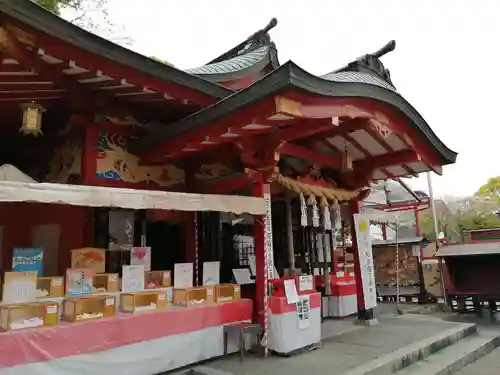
357, 308, 375, 321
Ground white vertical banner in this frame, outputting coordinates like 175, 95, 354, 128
353, 214, 377, 310
263, 192, 276, 279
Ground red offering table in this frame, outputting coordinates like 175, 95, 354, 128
316, 272, 358, 318
0, 299, 252, 375
268, 276, 321, 355
267, 293, 322, 354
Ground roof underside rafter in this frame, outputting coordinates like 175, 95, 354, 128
133, 49, 457, 185
0, 0, 233, 116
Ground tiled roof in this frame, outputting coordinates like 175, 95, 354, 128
320, 71, 397, 92
186, 46, 270, 81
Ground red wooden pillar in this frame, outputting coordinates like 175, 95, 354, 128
381, 223, 388, 240
348, 200, 375, 321
252, 181, 269, 326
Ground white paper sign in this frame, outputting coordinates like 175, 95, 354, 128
248, 255, 279, 279
296, 295, 311, 330
203, 261, 220, 285
131, 247, 151, 271
298, 275, 313, 292
412, 245, 421, 257
284, 279, 299, 304
174, 263, 193, 288
353, 214, 377, 310
263, 192, 276, 279
122, 265, 145, 292
232, 268, 254, 285
3, 278, 37, 304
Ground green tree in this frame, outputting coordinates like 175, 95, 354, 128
476, 176, 500, 201
33, 0, 79, 15
418, 200, 461, 242
150, 56, 174, 67
33, 0, 131, 45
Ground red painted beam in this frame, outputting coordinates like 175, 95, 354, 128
354, 150, 420, 170
4, 19, 219, 106
280, 143, 342, 168
194, 174, 251, 194
269, 118, 336, 143
394, 134, 442, 175
301, 117, 368, 144
140, 98, 278, 161
280, 91, 446, 173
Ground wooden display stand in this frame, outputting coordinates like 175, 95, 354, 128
120, 291, 168, 313
37, 276, 64, 298
62, 295, 116, 322
0, 301, 60, 331
215, 284, 241, 302
145, 271, 171, 288
93, 273, 119, 293
173, 286, 213, 307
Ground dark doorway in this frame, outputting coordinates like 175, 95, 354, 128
146, 221, 183, 271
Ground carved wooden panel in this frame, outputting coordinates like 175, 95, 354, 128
95, 129, 185, 188
194, 163, 234, 181
46, 139, 82, 184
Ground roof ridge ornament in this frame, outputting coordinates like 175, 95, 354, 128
239, 18, 278, 56
355, 40, 396, 86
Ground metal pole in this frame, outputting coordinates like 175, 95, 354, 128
427, 172, 440, 245
426, 172, 447, 305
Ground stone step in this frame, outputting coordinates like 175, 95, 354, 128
395, 331, 500, 375
341, 322, 477, 375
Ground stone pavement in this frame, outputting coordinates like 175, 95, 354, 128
199, 309, 470, 375
456, 346, 500, 374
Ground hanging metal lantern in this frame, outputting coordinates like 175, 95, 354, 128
20, 102, 45, 136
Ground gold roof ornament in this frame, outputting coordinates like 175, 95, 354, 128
20, 101, 46, 136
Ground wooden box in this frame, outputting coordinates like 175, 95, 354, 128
0, 301, 59, 331
145, 270, 171, 289
173, 286, 213, 307
71, 248, 106, 273
2, 271, 38, 304
62, 295, 115, 322
215, 284, 241, 303
36, 276, 64, 298
93, 273, 119, 293
120, 291, 168, 313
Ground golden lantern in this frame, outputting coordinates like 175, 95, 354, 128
20, 101, 46, 136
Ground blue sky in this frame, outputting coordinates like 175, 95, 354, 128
77, 0, 499, 197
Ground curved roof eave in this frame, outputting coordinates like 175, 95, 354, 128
0, 0, 232, 100
185, 46, 273, 83
135, 61, 458, 165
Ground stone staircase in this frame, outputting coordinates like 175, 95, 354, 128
172, 313, 500, 375
341, 322, 500, 375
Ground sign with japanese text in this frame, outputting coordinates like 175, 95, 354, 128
353, 214, 377, 310
263, 192, 276, 279
13, 248, 43, 276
